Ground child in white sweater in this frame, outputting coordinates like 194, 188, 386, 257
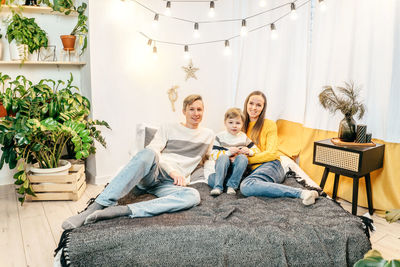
208, 108, 259, 196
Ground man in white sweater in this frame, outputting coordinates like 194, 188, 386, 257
62, 95, 214, 229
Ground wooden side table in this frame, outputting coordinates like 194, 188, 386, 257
313, 139, 385, 215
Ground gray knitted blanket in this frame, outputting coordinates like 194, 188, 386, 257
57, 177, 370, 266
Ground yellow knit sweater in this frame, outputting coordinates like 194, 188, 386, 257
246, 119, 280, 170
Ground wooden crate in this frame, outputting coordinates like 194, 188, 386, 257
26, 164, 86, 201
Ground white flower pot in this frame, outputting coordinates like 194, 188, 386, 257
9, 40, 28, 61
30, 160, 72, 176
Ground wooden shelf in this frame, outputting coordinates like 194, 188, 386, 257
0, 5, 77, 16
0, 61, 86, 66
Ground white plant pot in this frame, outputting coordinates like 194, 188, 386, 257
30, 160, 72, 176
9, 40, 28, 61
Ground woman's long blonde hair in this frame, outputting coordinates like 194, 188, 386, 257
243, 91, 267, 145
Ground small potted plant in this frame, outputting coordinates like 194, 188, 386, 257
0, 73, 110, 203
60, 3, 88, 55
6, 12, 49, 61
319, 81, 366, 142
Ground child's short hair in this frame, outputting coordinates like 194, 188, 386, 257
224, 108, 245, 123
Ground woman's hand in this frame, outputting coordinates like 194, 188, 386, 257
169, 171, 187, 186
229, 147, 240, 155
239, 147, 250, 155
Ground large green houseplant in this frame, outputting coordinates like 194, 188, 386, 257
319, 81, 366, 142
0, 73, 110, 203
6, 13, 48, 60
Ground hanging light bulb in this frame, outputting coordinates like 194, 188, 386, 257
319, 0, 327, 12
270, 23, 278, 40
152, 14, 159, 28
224, 40, 231, 56
290, 3, 298, 20
209, 1, 215, 17
193, 23, 200, 38
165, 1, 171, 16
152, 45, 158, 60
147, 39, 153, 52
259, 0, 266, 7
240, 19, 247, 37
184, 45, 191, 60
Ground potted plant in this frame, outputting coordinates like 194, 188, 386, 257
354, 250, 400, 266
319, 81, 366, 142
0, 73, 110, 203
6, 12, 49, 61
60, 3, 87, 55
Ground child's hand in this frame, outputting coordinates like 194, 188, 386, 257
239, 147, 250, 155
228, 147, 240, 155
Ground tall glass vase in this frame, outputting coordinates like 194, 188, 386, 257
338, 116, 356, 142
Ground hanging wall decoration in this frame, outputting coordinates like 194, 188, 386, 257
182, 59, 199, 81
167, 85, 179, 111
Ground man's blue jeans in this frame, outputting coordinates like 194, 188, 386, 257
95, 148, 201, 218
208, 154, 248, 191
240, 160, 302, 198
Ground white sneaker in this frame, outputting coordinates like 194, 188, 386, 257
227, 187, 236, 195
210, 188, 222, 196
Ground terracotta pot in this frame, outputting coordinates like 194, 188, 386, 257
1, 0, 5, 5
0, 103, 7, 117
60, 35, 76, 51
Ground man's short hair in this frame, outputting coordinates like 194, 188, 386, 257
224, 107, 245, 123
183, 94, 203, 110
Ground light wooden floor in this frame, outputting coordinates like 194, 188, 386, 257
1, 184, 399, 267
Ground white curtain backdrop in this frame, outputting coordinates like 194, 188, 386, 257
304, 0, 400, 143
233, 0, 311, 123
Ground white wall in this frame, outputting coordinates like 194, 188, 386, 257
0, 2, 88, 185
87, 0, 243, 183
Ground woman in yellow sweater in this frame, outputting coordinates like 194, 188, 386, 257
239, 91, 318, 205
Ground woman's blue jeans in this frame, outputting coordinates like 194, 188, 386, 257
208, 154, 248, 190
240, 160, 302, 198
95, 148, 201, 218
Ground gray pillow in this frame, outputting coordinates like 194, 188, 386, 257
144, 127, 158, 147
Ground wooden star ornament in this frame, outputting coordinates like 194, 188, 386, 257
182, 60, 199, 81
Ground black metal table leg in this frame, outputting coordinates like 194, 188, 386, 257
365, 173, 374, 215
352, 177, 359, 215
320, 167, 330, 189
332, 174, 340, 200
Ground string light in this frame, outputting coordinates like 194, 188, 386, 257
184, 45, 191, 59
259, 0, 266, 7
290, 3, 298, 20
193, 22, 200, 38
240, 19, 247, 37
209, 1, 215, 18
165, 1, 171, 16
318, 0, 327, 12
224, 40, 231, 56
270, 23, 278, 40
147, 39, 153, 51
152, 45, 158, 60
152, 14, 159, 28
135, 0, 316, 58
